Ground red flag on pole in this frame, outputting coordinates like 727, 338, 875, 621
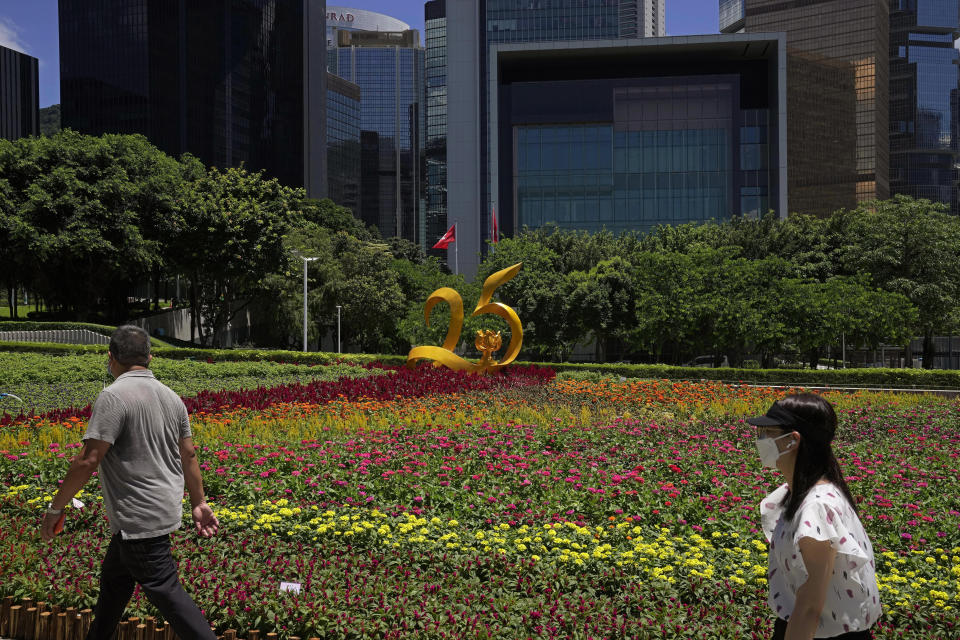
492, 205, 499, 243
432, 223, 456, 249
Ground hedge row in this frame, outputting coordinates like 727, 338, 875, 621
0, 340, 407, 367
0, 321, 170, 347
2, 340, 959, 388
523, 360, 960, 389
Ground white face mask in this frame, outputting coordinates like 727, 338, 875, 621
755, 433, 794, 468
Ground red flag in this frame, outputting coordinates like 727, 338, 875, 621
492, 205, 499, 243
432, 223, 456, 249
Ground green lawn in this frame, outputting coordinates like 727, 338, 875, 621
0, 351, 383, 415
0, 305, 38, 318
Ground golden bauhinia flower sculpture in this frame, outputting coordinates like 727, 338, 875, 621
406, 263, 523, 374
474, 330, 503, 369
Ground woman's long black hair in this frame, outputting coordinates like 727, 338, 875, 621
778, 393, 859, 520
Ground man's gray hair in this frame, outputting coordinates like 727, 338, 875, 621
109, 325, 151, 367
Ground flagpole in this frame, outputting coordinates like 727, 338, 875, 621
490, 205, 496, 255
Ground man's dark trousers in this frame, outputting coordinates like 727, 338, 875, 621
86, 533, 216, 640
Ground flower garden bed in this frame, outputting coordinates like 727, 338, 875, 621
1, 364, 958, 639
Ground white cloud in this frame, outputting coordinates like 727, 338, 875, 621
0, 18, 29, 54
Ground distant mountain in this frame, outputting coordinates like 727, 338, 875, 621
39, 104, 61, 136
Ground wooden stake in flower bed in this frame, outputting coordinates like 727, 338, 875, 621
38, 612, 51, 640
55, 612, 67, 640
9, 605, 21, 640
118, 620, 129, 640
79, 610, 91, 640
0, 596, 12, 637
24, 607, 37, 640
246, 630, 259, 640
62, 608, 75, 640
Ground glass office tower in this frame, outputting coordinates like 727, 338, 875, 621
722, 0, 889, 215
889, 0, 960, 214
481, 1, 664, 243
719, 0, 745, 32
0, 45, 39, 141
425, 0, 448, 255
328, 30, 425, 243
326, 72, 361, 216
439, 0, 663, 268
496, 38, 785, 236
59, 0, 327, 197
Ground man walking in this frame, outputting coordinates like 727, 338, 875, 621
41, 325, 220, 640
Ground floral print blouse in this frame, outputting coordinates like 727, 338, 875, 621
760, 482, 882, 637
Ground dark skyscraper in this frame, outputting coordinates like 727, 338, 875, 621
424, 0, 447, 255
722, 0, 890, 215
59, 0, 327, 197
889, 0, 959, 214
0, 45, 39, 141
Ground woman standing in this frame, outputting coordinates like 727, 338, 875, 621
748, 393, 880, 640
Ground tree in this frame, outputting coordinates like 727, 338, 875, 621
299, 197, 374, 241
706, 256, 796, 368
171, 166, 303, 345
258, 224, 339, 349
630, 251, 702, 364
0, 130, 190, 320
842, 196, 960, 367
567, 256, 638, 362
325, 233, 406, 353
776, 277, 917, 368
475, 236, 580, 361
39, 104, 61, 137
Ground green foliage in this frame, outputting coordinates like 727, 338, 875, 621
172, 166, 304, 346
0, 130, 196, 320
476, 236, 579, 361
840, 196, 960, 367
39, 104, 61, 137
298, 197, 375, 241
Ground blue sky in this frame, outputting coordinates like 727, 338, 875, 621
0, 0, 718, 108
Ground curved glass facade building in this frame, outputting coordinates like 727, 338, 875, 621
889, 0, 960, 213
325, 7, 410, 46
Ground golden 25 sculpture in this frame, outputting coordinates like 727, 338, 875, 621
406, 263, 523, 374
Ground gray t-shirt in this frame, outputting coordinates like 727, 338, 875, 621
83, 369, 192, 539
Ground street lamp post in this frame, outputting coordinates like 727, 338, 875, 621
336, 305, 342, 353
299, 256, 319, 352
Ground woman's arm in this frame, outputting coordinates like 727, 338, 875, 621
785, 537, 837, 640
